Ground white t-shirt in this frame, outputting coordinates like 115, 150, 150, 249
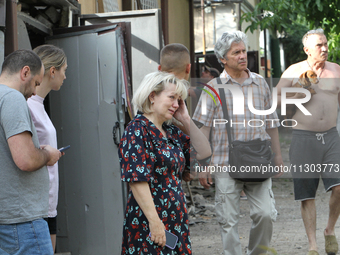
28, 95, 59, 218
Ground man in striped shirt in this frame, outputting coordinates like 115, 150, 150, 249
193, 31, 283, 255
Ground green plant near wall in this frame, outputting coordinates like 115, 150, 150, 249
242, 0, 340, 63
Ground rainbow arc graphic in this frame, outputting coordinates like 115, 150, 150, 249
197, 82, 222, 106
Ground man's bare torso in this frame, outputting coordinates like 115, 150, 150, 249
278, 61, 340, 132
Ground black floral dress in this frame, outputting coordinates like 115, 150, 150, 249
119, 114, 197, 255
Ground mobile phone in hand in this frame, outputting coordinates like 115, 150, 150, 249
59, 145, 71, 152
149, 230, 178, 249
165, 230, 178, 249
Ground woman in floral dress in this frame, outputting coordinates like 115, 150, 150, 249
119, 71, 211, 254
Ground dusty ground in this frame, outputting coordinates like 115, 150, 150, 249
185, 129, 340, 255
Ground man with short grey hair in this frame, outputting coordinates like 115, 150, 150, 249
0, 49, 62, 254
277, 28, 340, 255
193, 31, 283, 255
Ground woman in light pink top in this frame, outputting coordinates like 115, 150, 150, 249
27, 44, 67, 253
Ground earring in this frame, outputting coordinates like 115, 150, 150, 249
52, 76, 54, 79
151, 101, 154, 105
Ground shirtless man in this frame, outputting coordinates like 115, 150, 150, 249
277, 28, 340, 255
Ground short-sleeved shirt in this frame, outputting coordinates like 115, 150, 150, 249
193, 69, 280, 165
0, 85, 49, 224
28, 95, 59, 218
119, 114, 196, 255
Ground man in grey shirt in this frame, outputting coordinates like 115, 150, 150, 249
0, 49, 61, 255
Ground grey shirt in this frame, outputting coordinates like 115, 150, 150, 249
0, 85, 49, 224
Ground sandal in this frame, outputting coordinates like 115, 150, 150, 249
325, 234, 338, 255
240, 195, 247, 200
307, 251, 319, 255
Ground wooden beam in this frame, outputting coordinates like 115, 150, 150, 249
136, 0, 142, 10
189, 0, 195, 78
97, 0, 104, 13
161, 0, 168, 45
5, 0, 17, 55
122, 0, 132, 11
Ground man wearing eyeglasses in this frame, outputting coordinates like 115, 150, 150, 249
277, 29, 340, 255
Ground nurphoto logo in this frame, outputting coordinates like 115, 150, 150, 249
199, 83, 312, 128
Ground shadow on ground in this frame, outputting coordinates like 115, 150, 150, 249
187, 128, 337, 255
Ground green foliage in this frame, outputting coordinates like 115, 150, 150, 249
242, 0, 340, 62
280, 21, 309, 66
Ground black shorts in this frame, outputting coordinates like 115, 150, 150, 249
44, 216, 57, 235
289, 127, 340, 200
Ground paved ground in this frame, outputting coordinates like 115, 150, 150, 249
186, 129, 340, 255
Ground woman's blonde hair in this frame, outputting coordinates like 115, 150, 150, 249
132, 71, 189, 115
33, 44, 67, 74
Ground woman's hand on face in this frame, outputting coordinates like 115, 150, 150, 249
149, 218, 166, 247
173, 99, 189, 124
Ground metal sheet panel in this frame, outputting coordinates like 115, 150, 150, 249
81, 9, 162, 93
47, 29, 124, 254
17, 18, 32, 50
